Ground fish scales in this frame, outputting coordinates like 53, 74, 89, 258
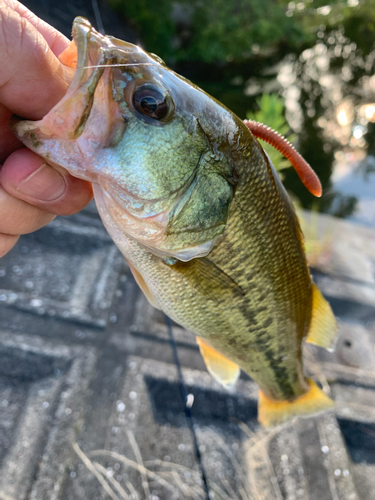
13, 17, 336, 426
98, 127, 311, 402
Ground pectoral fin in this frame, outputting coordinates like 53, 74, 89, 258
172, 257, 244, 301
305, 283, 337, 350
196, 337, 240, 388
258, 379, 334, 427
126, 261, 160, 309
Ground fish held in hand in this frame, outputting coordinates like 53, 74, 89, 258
13, 17, 337, 427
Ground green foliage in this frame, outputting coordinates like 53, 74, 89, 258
109, 0, 375, 64
108, 0, 311, 63
178, 0, 308, 63
246, 94, 296, 173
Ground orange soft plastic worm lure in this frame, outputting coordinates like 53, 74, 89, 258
244, 120, 322, 197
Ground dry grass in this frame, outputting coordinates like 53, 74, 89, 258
72, 423, 288, 500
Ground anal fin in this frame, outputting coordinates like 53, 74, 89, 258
305, 283, 337, 350
258, 379, 334, 427
126, 260, 160, 310
196, 337, 240, 389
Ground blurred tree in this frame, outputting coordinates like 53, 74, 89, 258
108, 0, 310, 64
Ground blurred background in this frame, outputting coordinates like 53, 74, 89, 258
1, 1, 375, 499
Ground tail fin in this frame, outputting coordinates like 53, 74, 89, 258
258, 379, 334, 427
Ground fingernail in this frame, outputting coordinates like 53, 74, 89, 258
16, 164, 66, 201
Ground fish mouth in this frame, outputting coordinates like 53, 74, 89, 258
70, 16, 150, 88
66, 19, 113, 139
72, 16, 139, 55
71, 17, 137, 75
67, 17, 146, 139
12, 18, 150, 175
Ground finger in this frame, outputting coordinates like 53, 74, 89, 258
0, 233, 19, 258
0, 0, 70, 119
1, 148, 93, 216
0, 185, 55, 235
4, 0, 69, 56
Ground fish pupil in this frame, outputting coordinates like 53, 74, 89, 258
141, 96, 157, 113
133, 85, 168, 120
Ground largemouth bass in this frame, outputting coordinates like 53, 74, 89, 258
14, 18, 337, 427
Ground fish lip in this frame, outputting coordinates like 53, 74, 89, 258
68, 17, 149, 139
72, 17, 107, 76
72, 16, 142, 72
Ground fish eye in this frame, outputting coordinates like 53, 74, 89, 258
133, 84, 169, 120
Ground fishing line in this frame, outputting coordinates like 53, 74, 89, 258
165, 314, 211, 500
83, 63, 161, 69
91, 0, 105, 35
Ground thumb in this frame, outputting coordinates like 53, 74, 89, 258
1, 148, 93, 216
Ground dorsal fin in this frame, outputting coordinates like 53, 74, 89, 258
244, 120, 322, 197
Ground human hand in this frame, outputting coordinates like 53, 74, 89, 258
0, 0, 93, 257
